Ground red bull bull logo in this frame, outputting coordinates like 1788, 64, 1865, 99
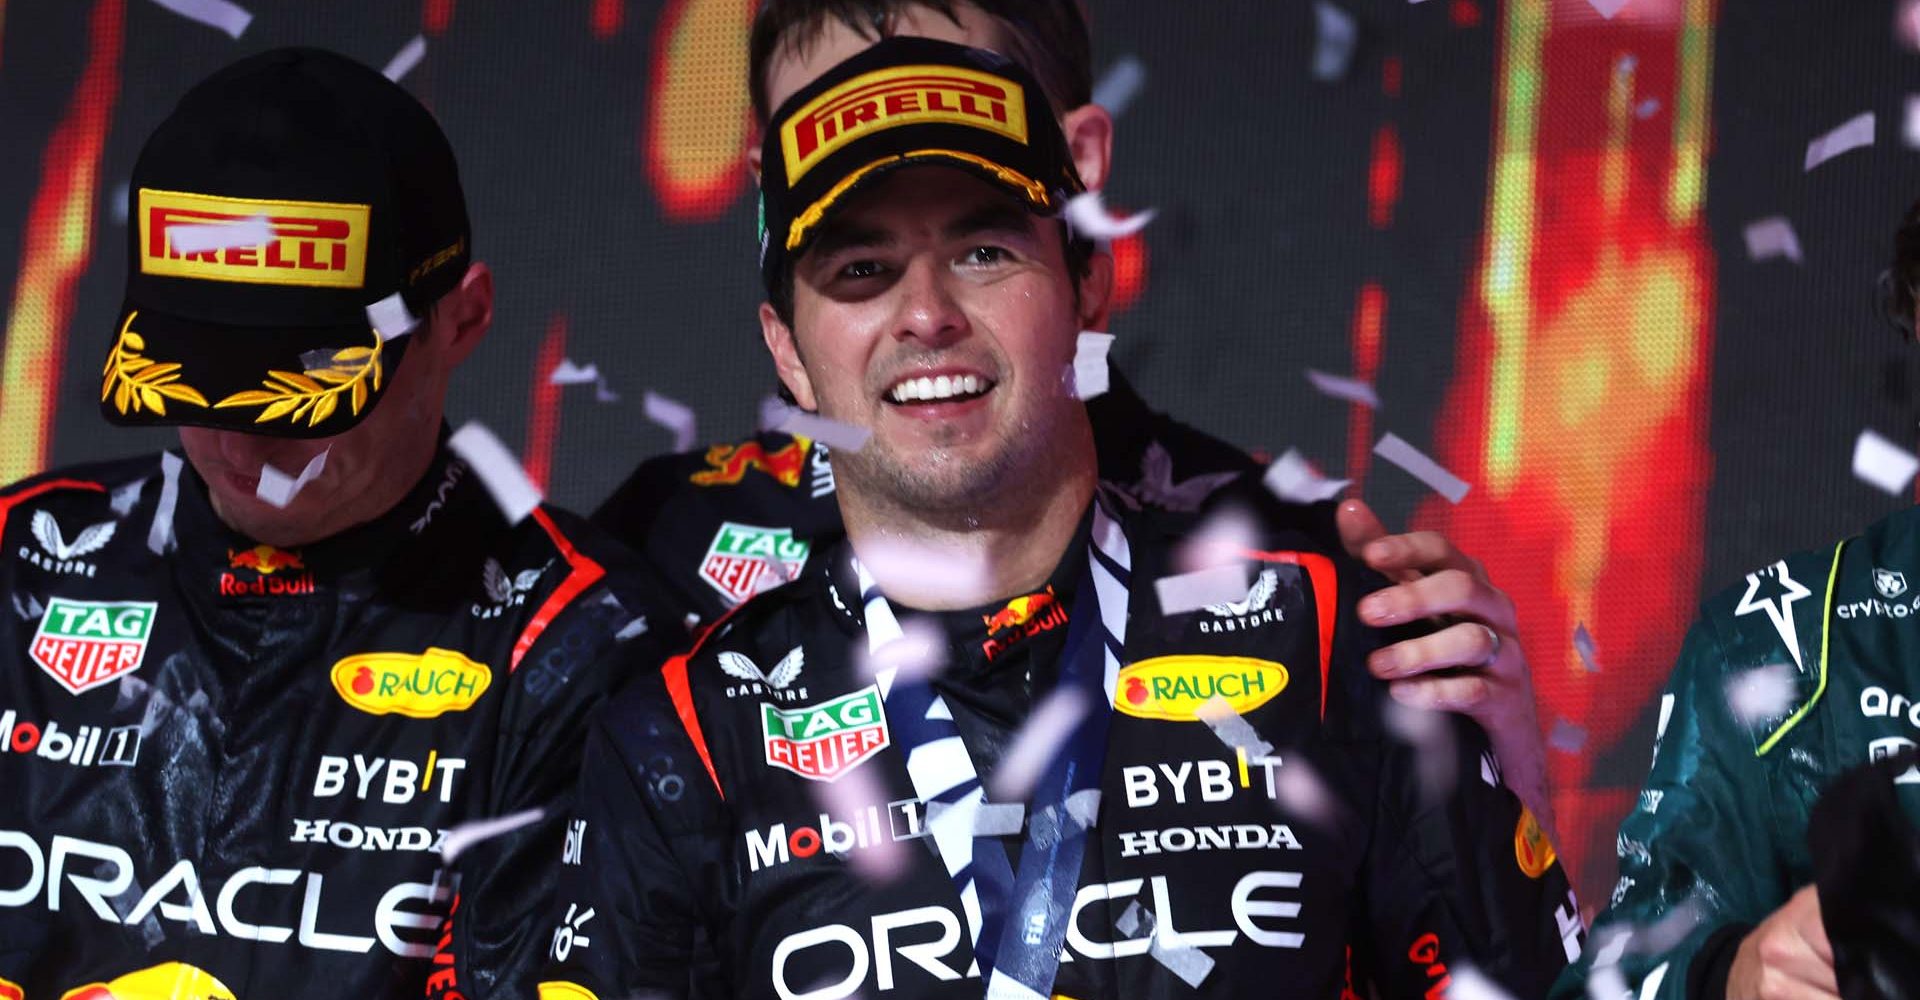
980, 587, 1068, 662
689, 440, 809, 488
228, 545, 304, 575
221, 544, 315, 597
59, 961, 237, 1000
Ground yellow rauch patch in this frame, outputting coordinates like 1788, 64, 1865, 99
332, 647, 492, 719
538, 984, 602, 1000
59, 961, 237, 1000
1514, 805, 1557, 879
1114, 655, 1288, 721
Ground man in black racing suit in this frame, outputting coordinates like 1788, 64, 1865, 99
537, 38, 1583, 1000
0, 49, 679, 999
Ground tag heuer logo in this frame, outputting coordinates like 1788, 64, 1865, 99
29, 598, 158, 695
762, 685, 890, 782
1876, 568, 1909, 600
700, 522, 811, 605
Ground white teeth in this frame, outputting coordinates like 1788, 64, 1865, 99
888, 374, 990, 404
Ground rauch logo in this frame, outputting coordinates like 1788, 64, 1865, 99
330, 648, 492, 719
1114, 655, 1288, 721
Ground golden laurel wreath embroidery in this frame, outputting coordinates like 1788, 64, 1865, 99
100, 311, 211, 417
213, 334, 383, 429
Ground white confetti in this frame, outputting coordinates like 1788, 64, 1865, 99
1061, 191, 1155, 242
1587, 0, 1630, 18
1635, 98, 1662, 119
1073, 331, 1115, 401
1804, 111, 1875, 172
1312, 2, 1359, 82
758, 395, 793, 432
255, 449, 328, 509
381, 34, 427, 83
1853, 428, 1920, 496
1194, 694, 1276, 759
1384, 699, 1458, 805
1374, 433, 1471, 503
1574, 622, 1602, 673
167, 215, 271, 255
1742, 216, 1802, 264
859, 615, 949, 685
972, 802, 1026, 837
1905, 96, 1920, 150
1174, 505, 1261, 574
1725, 663, 1798, 725
1449, 966, 1519, 1000
813, 764, 908, 883
1263, 448, 1350, 505
448, 421, 543, 525
1548, 718, 1588, 754
1305, 368, 1380, 408
548, 359, 600, 385
778, 409, 871, 453
643, 391, 698, 452
1091, 55, 1146, 117
1273, 755, 1339, 828
1115, 903, 1217, 987
365, 291, 419, 342
854, 538, 994, 611
615, 616, 651, 642
1155, 564, 1251, 616
988, 687, 1092, 802
440, 807, 543, 865
147, 0, 252, 38
1586, 964, 1630, 1000
111, 181, 131, 226
1064, 788, 1101, 830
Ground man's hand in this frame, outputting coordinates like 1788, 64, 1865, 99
1337, 498, 1555, 836
1727, 886, 1837, 1000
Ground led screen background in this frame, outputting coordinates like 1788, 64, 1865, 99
5, 0, 1920, 912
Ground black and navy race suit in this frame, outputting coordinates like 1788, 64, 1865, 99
0, 442, 680, 1000
539, 481, 1584, 1000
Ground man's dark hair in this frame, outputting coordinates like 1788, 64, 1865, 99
748, 0, 1091, 125
1888, 200, 1920, 338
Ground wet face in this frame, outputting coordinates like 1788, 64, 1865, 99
178, 306, 460, 546
764, 166, 1093, 514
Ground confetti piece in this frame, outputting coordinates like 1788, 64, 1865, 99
1263, 448, 1350, 505
1065, 788, 1101, 830
449, 421, 543, 525
1174, 505, 1261, 574
365, 291, 419, 342
1116, 903, 1217, 987
1449, 966, 1519, 1000
779, 409, 871, 453
988, 687, 1092, 802
1305, 368, 1379, 408
1374, 433, 1470, 503
1091, 55, 1146, 117
440, 807, 543, 865
643, 391, 697, 452
255, 449, 328, 509
1312, 2, 1359, 82
168, 215, 270, 255
1635, 98, 1662, 119
111, 182, 131, 226
381, 34, 427, 83
1548, 718, 1588, 754
1853, 428, 1920, 495
859, 615, 949, 685
1725, 663, 1798, 725
1586, 964, 1630, 1000
1061, 191, 1155, 242
1073, 331, 1115, 401
972, 802, 1026, 837
147, 0, 252, 38
812, 764, 909, 882
1156, 564, 1252, 616
1904, 96, 1920, 151
614, 616, 651, 641
854, 539, 994, 609
1574, 622, 1602, 673
758, 395, 792, 432
149, 452, 183, 556
1384, 700, 1458, 805
1804, 111, 1875, 172
1742, 217, 1803, 264
549, 359, 600, 385
1587, 0, 1630, 17
1194, 695, 1276, 759
12, 593, 44, 621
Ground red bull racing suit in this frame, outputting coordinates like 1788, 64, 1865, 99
539, 483, 1586, 999
0, 442, 680, 999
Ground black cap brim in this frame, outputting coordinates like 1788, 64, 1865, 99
99, 302, 409, 440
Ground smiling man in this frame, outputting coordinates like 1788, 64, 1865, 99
539, 38, 1582, 1000
0, 49, 677, 998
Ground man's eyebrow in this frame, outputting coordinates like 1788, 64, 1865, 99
944, 201, 1037, 241
807, 221, 892, 260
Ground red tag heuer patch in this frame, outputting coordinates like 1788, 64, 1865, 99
29, 597, 159, 695
700, 522, 811, 605
762, 685, 890, 782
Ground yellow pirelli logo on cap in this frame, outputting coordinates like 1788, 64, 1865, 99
138, 188, 371, 288
781, 64, 1029, 182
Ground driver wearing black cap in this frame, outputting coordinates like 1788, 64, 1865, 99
0, 47, 679, 999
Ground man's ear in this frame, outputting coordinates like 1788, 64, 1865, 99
1077, 249, 1115, 332
434, 262, 494, 369
759, 301, 818, 411
1061, 103, 1114, 192
748, 137, 764, 185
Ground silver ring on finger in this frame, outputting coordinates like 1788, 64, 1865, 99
1478, 624, 1503, 667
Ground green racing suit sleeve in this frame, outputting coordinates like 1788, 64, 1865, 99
1551, 620, 1799, 1000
